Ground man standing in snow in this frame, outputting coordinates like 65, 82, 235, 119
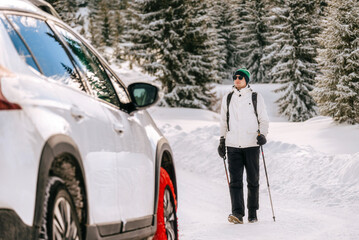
218, 68, 269, 224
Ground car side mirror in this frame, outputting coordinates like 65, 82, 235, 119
127, 82, 159, 110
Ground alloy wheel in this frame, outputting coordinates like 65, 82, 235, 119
52, 196, 80, 240
163, 187, 176, 240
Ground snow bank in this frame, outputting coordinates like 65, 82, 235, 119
270, 116, 359, 154
265, 141, 359, 207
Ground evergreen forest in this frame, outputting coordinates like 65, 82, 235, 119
46, 0, 359, 124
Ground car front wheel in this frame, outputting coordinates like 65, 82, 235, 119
40, 177, 81, 240
154, 168, 178, 240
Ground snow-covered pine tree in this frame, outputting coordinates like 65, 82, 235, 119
127, 0, 217, 109
46, 0, 79, 27
127, 0, 186, 104
111, 0, 127, 61
209, 0, 239, 82
236, 0, 270, 83
313, 0, 359, 124
316, 0, 328, 18
88, 16, 98, 46
265, 0, 319, 122
169, 0, 218, 109
87, 0, 102, 48
99, 0, 111, 47
86, 0, 124, 60
107, 0, 125, 47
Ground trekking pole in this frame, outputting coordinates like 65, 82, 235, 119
222, 155, 230, 188
260, 145, 276, 222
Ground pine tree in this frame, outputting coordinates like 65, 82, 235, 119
87, 0, 102, 47
168, 0, 217, 108
86, 0, 123, 59
47, 0, 79, 27
100, 0, 111, 47
316, 0, 328, 18
127, 0, 217, 109
46, 0, 129, 61
313, 0, 359, 124
236, 0, 270, 83
210, 0, 239, 82
111, 0, 128, 61
127, 0, 186, 97
265, 0, 319, 122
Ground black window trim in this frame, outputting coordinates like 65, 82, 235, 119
2, 13, 43, 74
45, 19, 91, 94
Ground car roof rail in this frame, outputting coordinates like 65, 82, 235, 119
27, 0, 62, 20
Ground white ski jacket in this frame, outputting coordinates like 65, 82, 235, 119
220, 86, 269, 148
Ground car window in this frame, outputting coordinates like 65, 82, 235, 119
0, 16, 39, 72
105, 69, 131, 105
6, 15, 85, 91
54, 26, 120, 107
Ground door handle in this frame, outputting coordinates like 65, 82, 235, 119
70, 106, 85, 121
113, 123, 124, 134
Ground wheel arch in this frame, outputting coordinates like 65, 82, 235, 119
32, 134, 88, 239
154, 137, 177, 214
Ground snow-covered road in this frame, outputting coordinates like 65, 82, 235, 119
176, 169, 358, 240
149, 101, 359, 240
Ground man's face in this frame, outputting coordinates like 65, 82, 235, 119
233, 75, 246, 89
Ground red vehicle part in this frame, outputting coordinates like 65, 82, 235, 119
0, 65, 21, 110
154, 168, 178, 240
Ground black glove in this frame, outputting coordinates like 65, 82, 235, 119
257, 134, 267, 146
218, 137, 226, 158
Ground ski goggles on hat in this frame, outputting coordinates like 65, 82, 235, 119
233, 75, 245, 80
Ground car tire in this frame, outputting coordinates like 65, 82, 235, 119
39, 177, 82, 240
154, 168, 178, 240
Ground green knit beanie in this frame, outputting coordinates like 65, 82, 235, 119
233, 68, 251, 84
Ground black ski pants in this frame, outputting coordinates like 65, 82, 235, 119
227, 146, 260, 217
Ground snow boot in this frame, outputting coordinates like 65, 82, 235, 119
248, 210, 258, 223
228, 213, 243, 224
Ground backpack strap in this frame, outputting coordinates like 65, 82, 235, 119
226, 92, 234, 131
252, 92, 260, 134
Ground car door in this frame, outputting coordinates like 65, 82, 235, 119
53, 25, 155, 224
4, 14, 121, 224
104, 69, 156, 224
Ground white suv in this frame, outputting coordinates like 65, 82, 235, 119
0, 1, 178, 240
